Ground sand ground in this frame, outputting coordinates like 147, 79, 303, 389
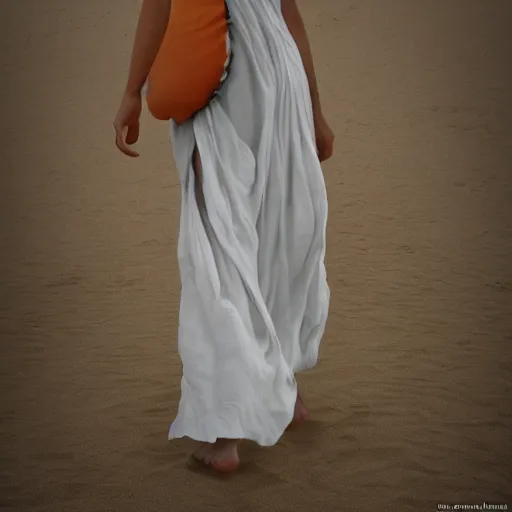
1, 1, 511, 511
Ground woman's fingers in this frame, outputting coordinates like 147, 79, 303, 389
113, 92, 142, 157
324, 137, 334, 161
314, 113, 335, 162
317, 133, 334, 162
114, 122, 140, 157
126, 124, 140, 145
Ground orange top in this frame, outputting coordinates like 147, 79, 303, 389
146, 0, 230, 123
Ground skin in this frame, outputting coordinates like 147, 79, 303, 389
114, 0, 172, 157
281, 0, 334, 162
113, 0, 334, 472
114, 0, 334, 161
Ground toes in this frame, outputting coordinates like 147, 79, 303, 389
193, 443, 209, 461
203, 449, 216, 465
193, 440, 241, 473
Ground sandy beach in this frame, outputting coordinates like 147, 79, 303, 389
1, 1, 511, 510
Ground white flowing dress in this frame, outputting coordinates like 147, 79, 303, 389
168, 0, 329, 447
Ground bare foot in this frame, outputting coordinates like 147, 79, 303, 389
193, 439, 241, 473
288, 390, 309, 428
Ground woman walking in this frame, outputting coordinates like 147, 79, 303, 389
114, 0, 334, 473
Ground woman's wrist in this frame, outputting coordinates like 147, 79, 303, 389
124, 81, 144, 96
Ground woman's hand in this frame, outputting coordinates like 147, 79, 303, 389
114, 91, 142, 157
314, 111, 335, 162
113, 0, 171, 157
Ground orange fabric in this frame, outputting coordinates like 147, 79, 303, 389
146, 0, 229, 123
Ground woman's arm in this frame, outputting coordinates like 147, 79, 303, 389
281, 0, 334, 161
114, 0, 171, 156
124, 0, 172, 95
281, 0, 322, 115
